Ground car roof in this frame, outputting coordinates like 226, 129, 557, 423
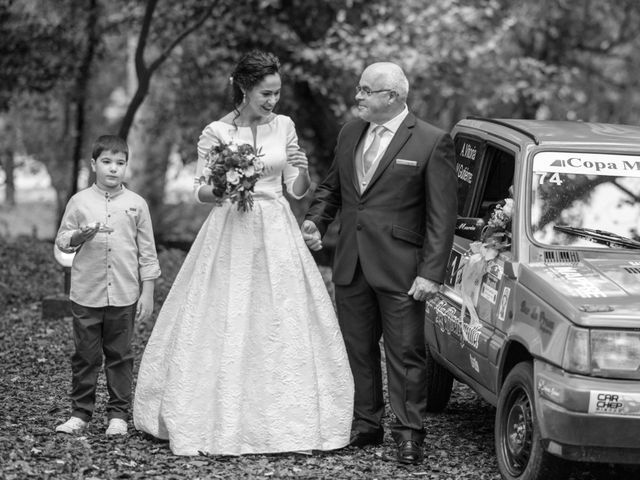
457, 117, 640, 148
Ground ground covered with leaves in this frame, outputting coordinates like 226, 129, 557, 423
1, 236, 638, 479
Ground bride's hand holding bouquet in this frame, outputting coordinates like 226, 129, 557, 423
201, 140, 264, 212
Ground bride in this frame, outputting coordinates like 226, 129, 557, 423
133, 50, 354, 456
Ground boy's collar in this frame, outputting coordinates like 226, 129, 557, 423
92, 183, 126, 197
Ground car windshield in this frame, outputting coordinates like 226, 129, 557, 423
530, 151, 640, 249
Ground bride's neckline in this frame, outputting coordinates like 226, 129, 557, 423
218, 113, 278, 128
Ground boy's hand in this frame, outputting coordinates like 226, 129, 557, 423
71, 223, 101, 245
136, 290, 154, 322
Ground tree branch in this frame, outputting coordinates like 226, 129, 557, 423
147, 1, 218, 75
118, 0, 217, 139
613, 179, 640, 203
134, 0, 158, 79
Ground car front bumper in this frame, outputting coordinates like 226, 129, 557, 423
535, 360, 640, 464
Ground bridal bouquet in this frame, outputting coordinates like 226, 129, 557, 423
201, 140, 264, 212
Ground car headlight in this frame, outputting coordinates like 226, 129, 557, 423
563, 326, 640, 379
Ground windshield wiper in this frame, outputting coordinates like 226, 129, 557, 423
553, 225, 640, 249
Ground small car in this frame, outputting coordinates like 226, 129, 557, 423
424, 117, 640, 480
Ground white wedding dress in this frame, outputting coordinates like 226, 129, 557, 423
133, 115, 354, 456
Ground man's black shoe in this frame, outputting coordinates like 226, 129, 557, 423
396, 440, 423, 464
349, 430, 384, 447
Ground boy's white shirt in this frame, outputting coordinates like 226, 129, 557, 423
56, 184, 161, 308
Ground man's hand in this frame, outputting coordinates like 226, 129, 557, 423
408, 276, 441, 302
301, 220, 322, 251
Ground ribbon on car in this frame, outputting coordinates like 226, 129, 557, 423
456, 241, 499, 338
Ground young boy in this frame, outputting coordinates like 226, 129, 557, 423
55, 135, 161, 436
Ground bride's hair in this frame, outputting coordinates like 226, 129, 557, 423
230, 50, 280, 124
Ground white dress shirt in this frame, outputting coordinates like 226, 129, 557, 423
358, 105, 409, 191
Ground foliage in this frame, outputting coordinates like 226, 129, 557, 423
5, 0, 640, 242
474, 0, 640, 122
0, 235, 182, 313
0, 236, 63, 310
3, 0, 108, 217
0, 0, 82, 110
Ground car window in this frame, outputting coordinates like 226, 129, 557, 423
476, 147, 515, 220
454, 135, 486, 216
530, 151, 640, 248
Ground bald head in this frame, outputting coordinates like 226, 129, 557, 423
362, 62, 409, 102
355, 62, 409, 123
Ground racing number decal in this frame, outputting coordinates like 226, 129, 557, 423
536, 172, 563, 185
445, 250, 462, 287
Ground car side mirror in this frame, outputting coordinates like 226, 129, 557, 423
455, 217, 485, 241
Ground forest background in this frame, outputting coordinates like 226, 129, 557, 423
3, 2, 640, 478
2, 0, 640, 248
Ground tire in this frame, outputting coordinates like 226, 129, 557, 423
495, 362, 566, 480
425, 343, 454, 412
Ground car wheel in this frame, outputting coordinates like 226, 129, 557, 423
495, 362, 566, 480
425, 343, 454, 412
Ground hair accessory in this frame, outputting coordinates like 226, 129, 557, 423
229, 76, 234, 84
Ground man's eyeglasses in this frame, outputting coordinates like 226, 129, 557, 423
355, 85, 393, 96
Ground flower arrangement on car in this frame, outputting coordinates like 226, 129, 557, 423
456, 196, 514, 326
476, 197, 514, 259
201, 140, 265, 212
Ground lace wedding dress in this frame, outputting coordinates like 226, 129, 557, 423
133, 115, 354, 456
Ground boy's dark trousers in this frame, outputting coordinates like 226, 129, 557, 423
69, 301, 136, 422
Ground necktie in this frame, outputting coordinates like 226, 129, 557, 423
362, 125, 385, 174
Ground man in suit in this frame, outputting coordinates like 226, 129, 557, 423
302, 62, 457, 464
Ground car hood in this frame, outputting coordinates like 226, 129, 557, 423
521, 258, 640, 328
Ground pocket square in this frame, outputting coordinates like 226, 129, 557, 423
396, 159, 417, 167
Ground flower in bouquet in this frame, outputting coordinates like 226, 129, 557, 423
200, 140, 264, 212
480, 197, 514, 254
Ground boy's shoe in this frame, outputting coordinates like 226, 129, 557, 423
105, 418, 128, 436
55, 416, 88, 434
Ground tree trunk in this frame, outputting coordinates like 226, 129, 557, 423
68, 0, 99, 201
117, 0, 215, 140
2, 147, 15, 206
144, 135, 173, 221
118, 76, 151, 140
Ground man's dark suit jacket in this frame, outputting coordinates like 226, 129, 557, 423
306, 113, 457, 292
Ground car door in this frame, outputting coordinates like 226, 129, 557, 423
429, 134, 515, 389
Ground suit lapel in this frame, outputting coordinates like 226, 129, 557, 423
362, 113, 416, 195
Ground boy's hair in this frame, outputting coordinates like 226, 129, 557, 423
92, 135, 129, 162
